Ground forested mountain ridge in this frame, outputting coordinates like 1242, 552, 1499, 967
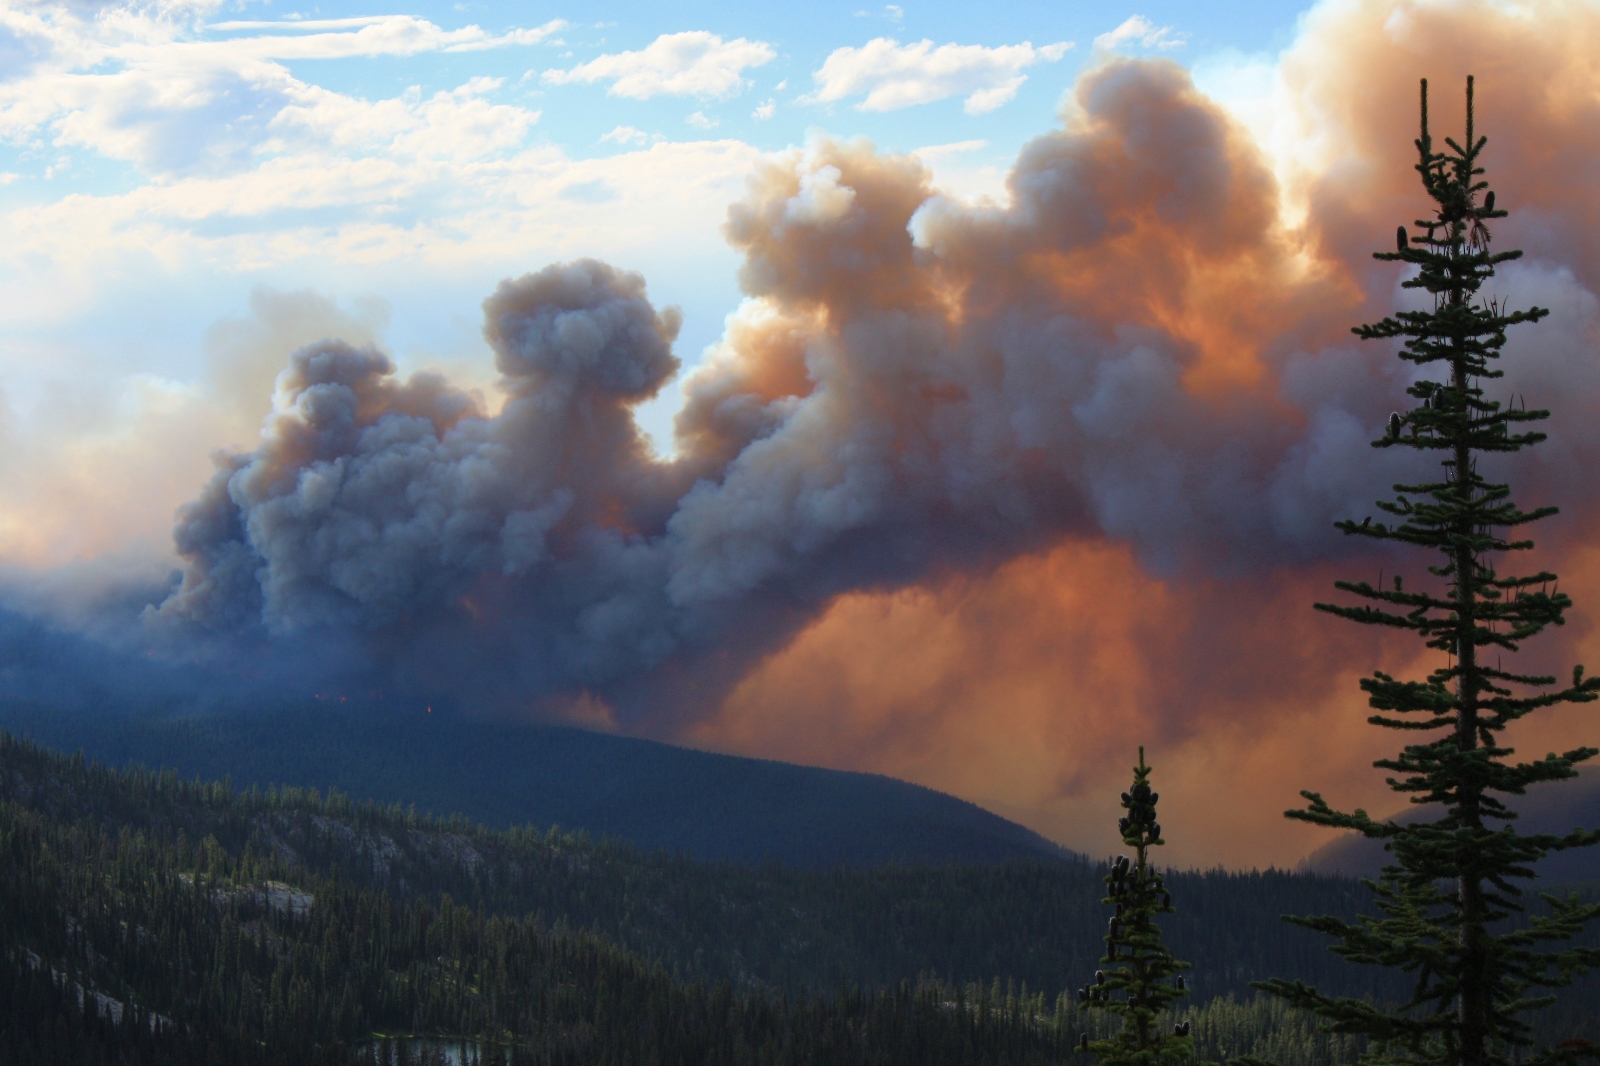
1, 766, 1081, 1065
0, 700, 1067, 868
1, 728, 1388, 1002
3, 730, 1595, 1064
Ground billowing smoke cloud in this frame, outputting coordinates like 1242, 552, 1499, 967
151, 262, 692, 683
14, 0, 1600, 864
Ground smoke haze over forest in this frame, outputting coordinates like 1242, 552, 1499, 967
3, 0, 1600, 867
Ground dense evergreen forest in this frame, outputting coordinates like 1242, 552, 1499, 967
2, 732, 1595, 1063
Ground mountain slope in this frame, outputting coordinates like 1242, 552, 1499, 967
3, 728, 1596, 1052
0, 700, 1064, 868
0, 734, 1082, 1066
0, 728, 1403, 1003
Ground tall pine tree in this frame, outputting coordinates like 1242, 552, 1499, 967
1076, 748, 1199, 1066
1255, 78, 1600, 1066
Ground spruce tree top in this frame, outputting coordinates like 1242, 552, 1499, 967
1076, 748, 1201, 1066
1254, 78, 1600, 1066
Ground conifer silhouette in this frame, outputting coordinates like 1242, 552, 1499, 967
1076, 748, 1200, 1066
1255, 77, 1600, 1066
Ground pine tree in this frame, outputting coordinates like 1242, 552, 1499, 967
1075, 748, 1199, 1066
1255, 78, 1600, 1066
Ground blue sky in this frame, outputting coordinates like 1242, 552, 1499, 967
0, 0, 1305, 564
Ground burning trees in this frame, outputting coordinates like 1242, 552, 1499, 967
1076, 748, 1199, 1066
1256, 78, 1600, 1066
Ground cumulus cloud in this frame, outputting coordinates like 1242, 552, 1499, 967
807, 37, 1072, 113
600, 125, 650, 145
270, 77, 539, 164
1094, 15, 1186, 52
0, 7, 562, 180
542, 32, 775, 100
0, 0, 761, 300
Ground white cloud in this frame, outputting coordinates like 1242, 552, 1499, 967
1093, 15, 1186, 52
910, 139, 986, 161
269, 78, 539, 164
686, 110, 719, 130
752, 98, 775, 120
600, 125, 650, 145
210, 17, 396, 31
542, 31, 774, 100
212, 17, 569, 59
2, 134, 760, 276
210, 14, 568, 44
807, 38, 1072, 114
0, 11, 565, 178
454, 21, 569, 51
0, 173, 17, 185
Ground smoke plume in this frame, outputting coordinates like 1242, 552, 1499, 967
16, 0, 1600, 864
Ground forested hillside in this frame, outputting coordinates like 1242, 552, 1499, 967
0, 700, 1064, 868
0, 727, 1390, 1001
2, 732, 1595, 1064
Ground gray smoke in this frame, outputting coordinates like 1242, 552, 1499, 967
139, 59, 1600, 724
